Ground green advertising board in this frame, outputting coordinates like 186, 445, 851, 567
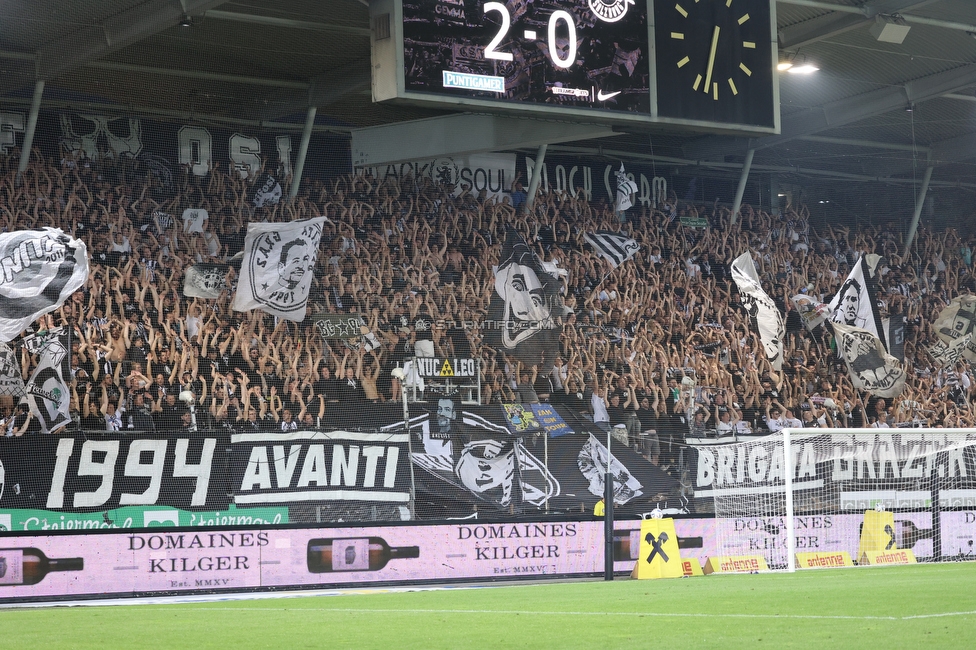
0, 505, 288, 532
680, 216, 710, 228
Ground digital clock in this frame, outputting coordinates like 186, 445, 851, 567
399, 0, 651, 114
370, 0, 779, 133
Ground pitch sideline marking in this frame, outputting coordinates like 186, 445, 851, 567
6, 607, 972, 621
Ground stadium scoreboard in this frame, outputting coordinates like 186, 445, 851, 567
370, 0, 779, 134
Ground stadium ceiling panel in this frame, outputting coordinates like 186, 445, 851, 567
1, 0, 976, 184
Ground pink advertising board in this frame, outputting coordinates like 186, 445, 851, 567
1, 512, 973, 602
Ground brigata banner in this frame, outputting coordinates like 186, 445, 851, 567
689, 432, 976, 515
229, 430, 412, 508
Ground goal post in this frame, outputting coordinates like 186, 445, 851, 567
691, 428, 976, 571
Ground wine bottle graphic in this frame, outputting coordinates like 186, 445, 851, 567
307, 537, 420, 573
612, 531, 703, 561
0, 548, 84, 586
896, 520, 935, 550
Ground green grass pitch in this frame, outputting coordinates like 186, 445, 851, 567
2, 563, 975, 649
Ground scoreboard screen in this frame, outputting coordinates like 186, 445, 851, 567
400, 0, 650, 115
370, 0, 780, 133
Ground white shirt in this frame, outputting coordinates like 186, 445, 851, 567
182, 208, 209, 233
592, 393, 610, 424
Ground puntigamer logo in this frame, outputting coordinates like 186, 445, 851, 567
589, 0, 635, 23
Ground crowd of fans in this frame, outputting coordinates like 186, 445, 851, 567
2, 149, 976, 469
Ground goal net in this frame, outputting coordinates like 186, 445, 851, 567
691, 428, 976, 571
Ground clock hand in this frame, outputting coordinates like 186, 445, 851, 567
703, 25, 721, 95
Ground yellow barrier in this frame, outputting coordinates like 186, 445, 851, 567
630, 518, 684, 579
857, 509, 898, 561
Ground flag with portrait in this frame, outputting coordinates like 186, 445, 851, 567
0, 229, 88, 342
827, 254, 887, 351
832, 321, 906, 398
232, 217, 326, 322
485, 229, 568, 373
730, 253, 784, 371
791, 294, 830, 332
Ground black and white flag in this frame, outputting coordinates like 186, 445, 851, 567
24, 327, 72, 434
928, 334, 971, 367
0, 342, 25, 397
0, 229, 88, 342
730, 253, 784, 371
933, 295, 976, 344
614, 164, 638, 212
486, 229, 569, 373
791, 294, 829, 331
250, 173, 282, 207
832, 321, 906, 398
828, 254, 887, 351
232, 217, 326, 321
584, 231, 640, 269
184, 263, 231, 299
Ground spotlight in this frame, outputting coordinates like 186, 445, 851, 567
787, 64, 819, 74
179, 14, 193, 27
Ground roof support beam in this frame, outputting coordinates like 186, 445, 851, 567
16, 80, 44, 176
308, 59, 372, 107
778, 0, 976, 40
350, 114, 615, 167
684, 64, 976, 161
865, 129, 976, 177
35, 0, 230, 81
903, 165, 934, 258
731, 149, 755, 226
779, 1, 938, 49
289, 107, 317, 202
204, 10, 370, 37
85, 61, 308, 90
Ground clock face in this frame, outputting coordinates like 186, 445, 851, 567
653, 0, 775, 129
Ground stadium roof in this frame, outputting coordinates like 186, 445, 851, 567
2, 0, 976, 187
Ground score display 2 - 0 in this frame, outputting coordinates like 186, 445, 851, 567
401, 0, 651, 114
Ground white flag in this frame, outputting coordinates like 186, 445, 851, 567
828, 255, 886, 350
791, 294, 829, 331
832, 321, 906, 398
584, 231, 640, 269
184, 263, 231, 299
730, 253, 784, 371
24, 327, 72, 434
0, 229, 88, 342
0, 341, 25, 397
928, 334, 971, 367
614, 164, 638, 212
932, 295, 976, 344
232, 217, 326, 321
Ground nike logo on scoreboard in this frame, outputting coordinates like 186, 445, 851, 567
597, 90, 622, 101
